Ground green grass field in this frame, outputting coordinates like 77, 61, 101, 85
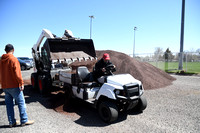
149, 62, 200, 74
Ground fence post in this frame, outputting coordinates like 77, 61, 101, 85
164, 52, 168, 72
185, 52, 187, 72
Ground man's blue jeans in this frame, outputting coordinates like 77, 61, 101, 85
3, 87, 28, 125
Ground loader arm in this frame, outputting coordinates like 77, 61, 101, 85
32, 29, 55, 54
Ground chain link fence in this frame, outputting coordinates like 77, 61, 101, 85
132, 52, 200, 73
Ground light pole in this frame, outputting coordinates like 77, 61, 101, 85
89, 15, 94, 39
133, 27, 137, 57
178, 0, 185, 70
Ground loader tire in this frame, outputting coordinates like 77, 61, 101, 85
31, 73, 38, 90
38, 74, 52, 94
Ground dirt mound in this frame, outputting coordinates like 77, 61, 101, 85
70, 50, 175, 90
96, 50, 176, 90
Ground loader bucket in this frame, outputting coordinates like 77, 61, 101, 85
43, 38, 96, 60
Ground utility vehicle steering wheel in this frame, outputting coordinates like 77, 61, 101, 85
104, 64, 115, 75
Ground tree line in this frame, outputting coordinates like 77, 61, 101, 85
136, 48, 200, 62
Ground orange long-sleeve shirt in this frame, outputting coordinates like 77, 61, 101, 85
0, 53, 24, 89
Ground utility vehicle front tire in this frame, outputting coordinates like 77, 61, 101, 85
98, 101, 118, 123
134, 96, 147, 112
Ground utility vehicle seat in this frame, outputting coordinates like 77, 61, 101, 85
77, 66, 90, 81
77, 66, 97, 88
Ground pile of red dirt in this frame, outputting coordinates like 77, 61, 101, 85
96, 50, 176, 90
71, 50, 176, 90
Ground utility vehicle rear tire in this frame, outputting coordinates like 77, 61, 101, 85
31, 73, 38, 90
134, 96, 147, 112
98, 101, 118, 123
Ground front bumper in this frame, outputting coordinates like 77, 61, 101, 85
114, 83, 144, 110
115, 96, 139, 110
115, 83, 143, 100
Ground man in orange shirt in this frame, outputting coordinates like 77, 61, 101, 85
0, 44, 34, 127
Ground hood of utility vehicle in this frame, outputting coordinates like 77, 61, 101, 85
107, 74, 141, 86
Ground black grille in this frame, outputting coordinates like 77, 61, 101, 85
123, 84, 139, 97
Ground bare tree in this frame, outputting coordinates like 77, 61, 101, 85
196, 48, 200, 54
154, 47, 163, 61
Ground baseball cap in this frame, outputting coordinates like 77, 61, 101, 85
103, 53, 110, 60
5, 44, 14, 52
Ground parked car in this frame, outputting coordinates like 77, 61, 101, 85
18, 57, 33, 68
17, 58, 32, 70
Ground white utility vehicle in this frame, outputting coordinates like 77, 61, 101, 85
31, 29, 147, 123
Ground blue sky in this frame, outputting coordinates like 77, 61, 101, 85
0, 0, 199, 57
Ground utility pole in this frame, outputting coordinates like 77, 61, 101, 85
133, 27, 137, 57
89, 15, 94, 39
178, 0, 185, 70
